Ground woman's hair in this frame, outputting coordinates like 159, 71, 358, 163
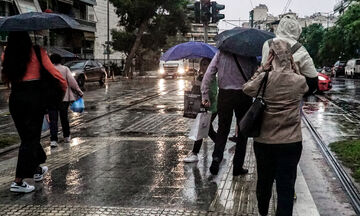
199, 58, 211, 73
50, 53, 62, 65
1, 32, 33, 84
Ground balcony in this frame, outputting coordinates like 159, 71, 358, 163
74, 18, 96, 32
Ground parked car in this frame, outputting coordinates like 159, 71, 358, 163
331, 60, 347, 77
345, 59, 360, 78
64, 60, 107, 88
318, 72, 332, 92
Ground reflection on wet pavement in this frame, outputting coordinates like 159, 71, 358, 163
0, 78, 275, 215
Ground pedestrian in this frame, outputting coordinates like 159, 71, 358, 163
243, 39, 308, 216
184, 58, 217, 163
1, 32, 66, 193
261, 15, 318, 95
201, 51, 257, 176
49, 54, 83, 147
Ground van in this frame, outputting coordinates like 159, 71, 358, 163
345, 59, 360, 78
158, 59, 189, 79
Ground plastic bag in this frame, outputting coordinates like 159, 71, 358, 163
188, 112, 212, 141
42, 116, 49, 131
70, 98, 85, 113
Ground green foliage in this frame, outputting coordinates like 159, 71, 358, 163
111, 30, 135, 55
330, 140, 360, 182
300, 3, 360, 66
110, 0, 191, 54
299, 24, 324, 66
0, 135, 19, 149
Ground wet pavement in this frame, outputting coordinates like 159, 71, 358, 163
0, 77, 356, 215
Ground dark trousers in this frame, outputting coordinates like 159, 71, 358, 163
212, 89, 252, 169
9, 81, 47, 179
49, 102, 71, 141
254, 141, 303, 216
192, 112, 218, 154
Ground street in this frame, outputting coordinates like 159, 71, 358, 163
0, 77, 358, 215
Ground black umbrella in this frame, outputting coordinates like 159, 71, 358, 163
215, 27, 275, 57
0, 12, 80, 31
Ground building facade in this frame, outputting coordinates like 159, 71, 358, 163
0, 0, 97, 59
93, 0, 125, 61
184, 23, 218, 46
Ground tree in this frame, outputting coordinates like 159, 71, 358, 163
299, 24, 325, 66
109, 0, 190, 77
318, 2, 360, 66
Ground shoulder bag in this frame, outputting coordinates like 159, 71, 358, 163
239, 71, 269, 137
33, 45, 65, 109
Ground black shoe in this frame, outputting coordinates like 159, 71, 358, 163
233, 168, 248, 176
210, 160, 220, 175
229, 136, 238, 143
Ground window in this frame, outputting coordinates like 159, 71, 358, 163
14, 0, 41, 13
356, 60, 360, 65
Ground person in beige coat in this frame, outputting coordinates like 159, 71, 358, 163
243, 39, 308, 216
262, 15, 318, 96
48, 54, 83, 147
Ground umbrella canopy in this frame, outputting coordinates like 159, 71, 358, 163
161, 41, 218, 61
0, 12, 80, 31
215, 27, 275, 57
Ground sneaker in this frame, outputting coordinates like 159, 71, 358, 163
10, 181, 35, 193
34, 166, 48, 182
183, 153, 199, 163
50, 141, 58, 147
64, 136, 71, 143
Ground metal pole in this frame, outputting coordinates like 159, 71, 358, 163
204, 23, 208, 43
107, 0, 109, 61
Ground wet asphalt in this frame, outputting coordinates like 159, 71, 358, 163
0, 77, 358, 215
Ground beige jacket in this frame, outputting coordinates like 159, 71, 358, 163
261, 15, 318, 78
54, 64, 83, 102
243, 39, 309, 144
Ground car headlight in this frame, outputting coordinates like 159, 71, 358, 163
178, 68, 185, 74
159, 68, 165, 74
71, 72, 76, 77
318, 76, 327, 81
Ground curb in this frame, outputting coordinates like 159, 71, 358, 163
0, 143, 19, 155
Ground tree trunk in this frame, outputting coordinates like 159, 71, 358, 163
124, 20, 148, 78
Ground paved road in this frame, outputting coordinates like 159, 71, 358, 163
0, 78, 356, 215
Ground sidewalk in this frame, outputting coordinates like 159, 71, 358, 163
0, 79, 320, 215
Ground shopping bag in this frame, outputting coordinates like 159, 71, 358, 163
183, 90, 201, 119
188, 112, 212, 141
70, 98, 85, 113
42, 116, 49, 131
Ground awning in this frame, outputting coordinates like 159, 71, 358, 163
47, 47, 77, 58
79, 0, 96, 5
58, 0, 73, 5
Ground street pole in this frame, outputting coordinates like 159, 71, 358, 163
204, 22, 208, 43
106, 0, 113, 80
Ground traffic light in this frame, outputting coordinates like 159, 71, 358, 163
201, 0, 211, 24
187, 2, 201, 23
211, 2, 225, 23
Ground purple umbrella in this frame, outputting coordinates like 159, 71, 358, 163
161, 41, 218, 61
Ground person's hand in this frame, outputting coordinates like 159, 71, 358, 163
202, 100, 211, 108
45, 114, 50, 122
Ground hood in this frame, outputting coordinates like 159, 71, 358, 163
275, 15, 302, 41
